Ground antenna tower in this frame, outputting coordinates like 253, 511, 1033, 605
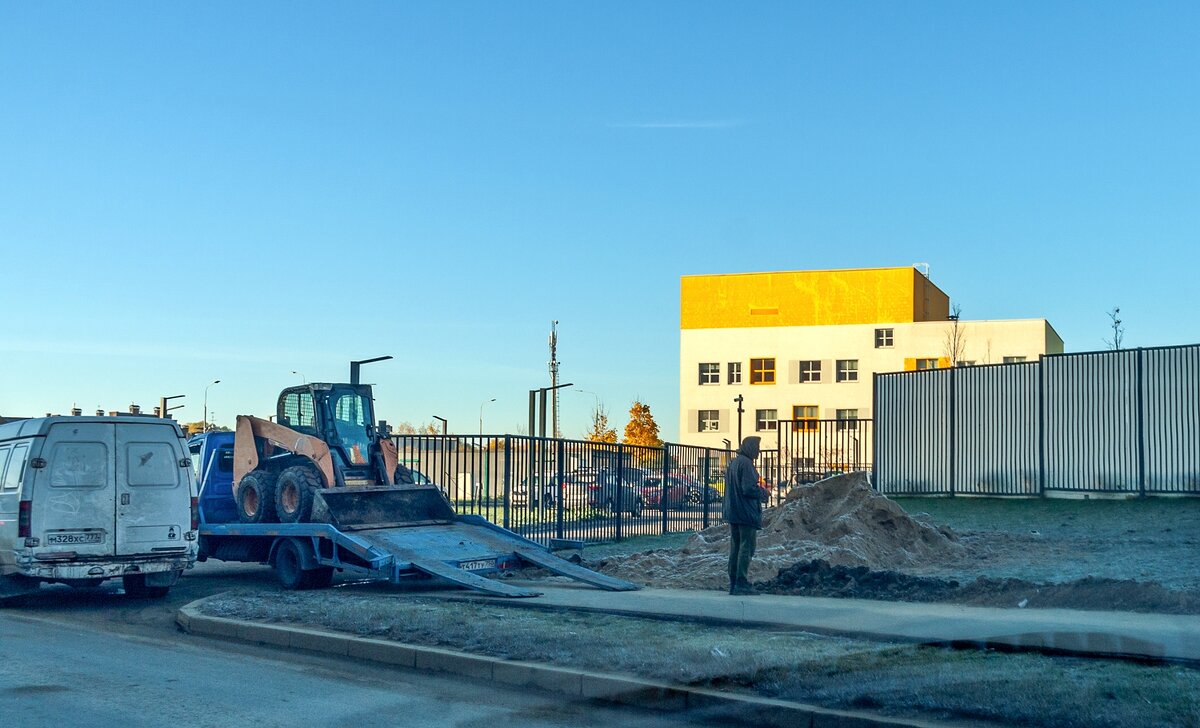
549, 320, 560, 438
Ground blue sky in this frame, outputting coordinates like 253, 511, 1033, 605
1, 2, 1197, 440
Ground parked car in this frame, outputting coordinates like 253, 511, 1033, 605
513, 475, 588, 510
639, 475, 720, 508
586, 472, 644, 516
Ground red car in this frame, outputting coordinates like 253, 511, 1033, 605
638, 475, 720, 508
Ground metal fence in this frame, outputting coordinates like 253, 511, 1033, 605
392, 434, 738, 548
777, 418, 873, 484
874, 344, 1200, 496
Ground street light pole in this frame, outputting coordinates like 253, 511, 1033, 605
350, 355, 393, 386
528, 383, 573, 439
479, 398, 496, 435
203, 380, 221, 432
734, 394, 745, 446
576, 389, 601, 436
432, 415, 447, 436
291, 371, 306, 384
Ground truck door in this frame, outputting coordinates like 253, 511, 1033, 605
115, 424, 189, 556
38, 422, 117, 557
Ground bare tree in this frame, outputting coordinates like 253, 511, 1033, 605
1104, 307, 1125, 350
943, 303, 967, 365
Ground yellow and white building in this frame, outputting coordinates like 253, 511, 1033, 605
679, 266, 1063, 449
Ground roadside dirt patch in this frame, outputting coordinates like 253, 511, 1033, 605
759, 559, 1200, 614
596, 472, 966, 589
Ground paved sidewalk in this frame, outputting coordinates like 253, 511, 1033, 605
428, 582, 1200, 663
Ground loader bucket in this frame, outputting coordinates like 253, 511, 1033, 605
310, 486, 457, 530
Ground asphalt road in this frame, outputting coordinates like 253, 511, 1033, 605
0, 563, 698, 728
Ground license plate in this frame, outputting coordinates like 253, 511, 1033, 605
46, 532, 103, 545
458, 559, 494, 571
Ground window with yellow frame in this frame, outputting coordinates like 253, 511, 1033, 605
792, 405, 818, 431
750, 357, 776, 384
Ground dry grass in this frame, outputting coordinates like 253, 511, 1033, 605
202, 590, 1200, 728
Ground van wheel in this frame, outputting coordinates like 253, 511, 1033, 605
630, 498, 644, 518
275, 466, 320, 523
122, 574, 169, 599
237, 472, 278, 524
274, 539, 330, 590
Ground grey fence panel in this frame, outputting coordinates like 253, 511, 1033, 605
1042, 350, 1141, 492
874, 369, 951, 494
953, 363, 1041, 495
1142, 346, 1200, 493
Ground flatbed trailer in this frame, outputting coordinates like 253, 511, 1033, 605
192, 433, 636, 596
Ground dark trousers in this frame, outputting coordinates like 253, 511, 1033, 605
728, 524, 758, 588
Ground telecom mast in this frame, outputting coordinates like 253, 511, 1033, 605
549, 320, 560, 438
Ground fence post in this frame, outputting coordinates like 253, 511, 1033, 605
702, 448, 711, 529
1136, 348, 1147, 497
1038, 356, 1047, 497
502, 436, 511, 529
661, 444, 669, 535
948, 366, 956, 497
872, 373, 879, 488
615, 446, 624, 542
555, 438, 565, 541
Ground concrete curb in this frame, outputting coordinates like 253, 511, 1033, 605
177, 598, 953, 728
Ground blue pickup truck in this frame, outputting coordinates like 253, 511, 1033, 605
188, 432, 636, 596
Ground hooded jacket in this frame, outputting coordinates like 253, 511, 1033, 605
722, 436, 769, 527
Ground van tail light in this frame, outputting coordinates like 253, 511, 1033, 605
190, 496, 199, 531
18, 500, 32, 538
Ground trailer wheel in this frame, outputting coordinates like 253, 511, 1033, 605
122, 574, 170, 599
274, 539, 331, 590
237, 472, 278, 524
275, 466, 320, 523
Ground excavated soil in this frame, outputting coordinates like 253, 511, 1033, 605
597, 472, 966, 590
594, 472, 1200, 613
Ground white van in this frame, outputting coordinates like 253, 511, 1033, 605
0, 416, 198, 598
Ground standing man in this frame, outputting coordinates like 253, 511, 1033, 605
723, 436, 770, 596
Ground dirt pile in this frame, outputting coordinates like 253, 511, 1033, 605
596, 472, 966, 589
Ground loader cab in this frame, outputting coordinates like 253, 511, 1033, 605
277, 383, 379, 479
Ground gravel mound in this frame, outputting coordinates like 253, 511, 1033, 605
598, 472, 966, 589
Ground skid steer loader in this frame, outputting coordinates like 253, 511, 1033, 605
232, 372, 423, 524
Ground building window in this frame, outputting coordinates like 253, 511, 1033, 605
750, 358, 776, 385
727, 362, 742, 384
755, 409, 777, 432
956, 360, 976, 367
916, 358, 938, 370
1003, 356, 1027, 364
698, 410, 720, 432
835, 409, 859, 431
798, 360, 821, 383
698, 362, 720, 385
792, 405, 818, 431
835, 359, 859, 382
874, 328, 894, 348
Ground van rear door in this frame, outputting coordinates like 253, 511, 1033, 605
39, 422, 117, 557
115, 424, 190, 556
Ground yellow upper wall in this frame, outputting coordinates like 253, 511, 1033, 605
680, 267, 951, 329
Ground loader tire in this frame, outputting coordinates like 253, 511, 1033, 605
275, 466, 320, 523
237, 472, 278, 524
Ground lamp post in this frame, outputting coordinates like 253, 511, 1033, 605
432, 415, 447, 435
528, 383, 573, 439
576, 389, 601, 437
291, 371, 305, 384
203, 380, 220, 432
350, 355, 393, 385
479, 398, 496, 435
159, 394, 186, 423
734, 394, 745, 445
